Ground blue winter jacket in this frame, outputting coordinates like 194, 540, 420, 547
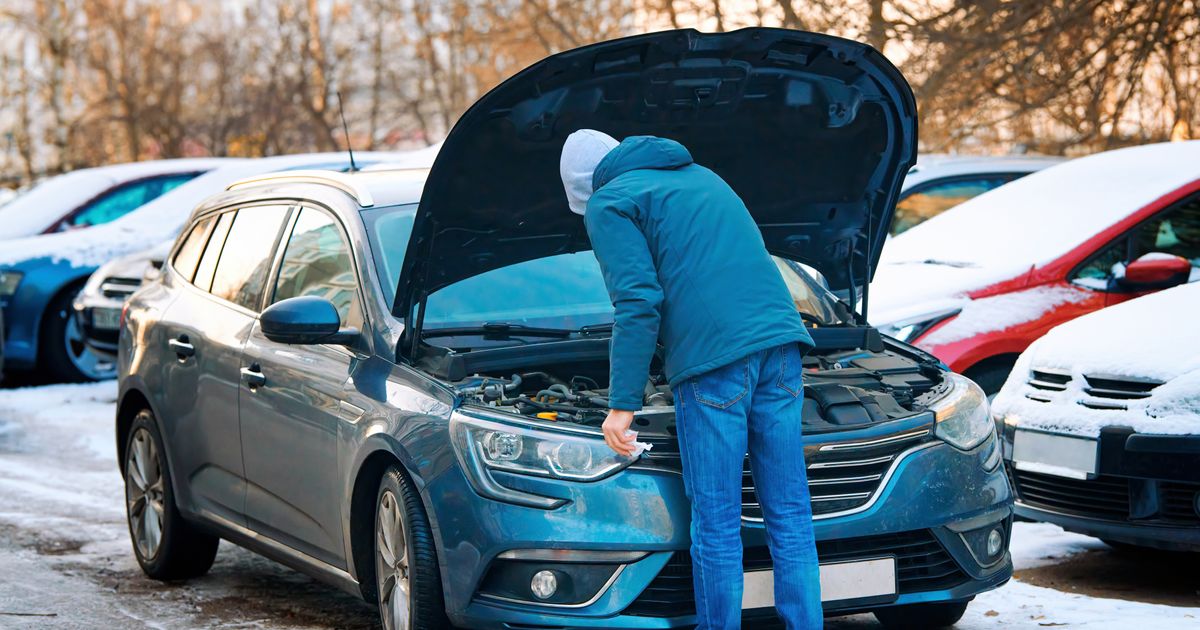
585, 136, 814, 410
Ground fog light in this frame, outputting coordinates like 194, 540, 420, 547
986, 528, 1004, 557
530, 570, 557, 600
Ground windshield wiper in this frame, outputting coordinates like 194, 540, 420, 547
577, 322, 614, 335
422, 322, 573, 339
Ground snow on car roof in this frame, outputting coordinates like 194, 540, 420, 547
902, 153, 1065, 191
883, 141, 1200, 273
0, 158, 230, 241
0, 150, 432, 269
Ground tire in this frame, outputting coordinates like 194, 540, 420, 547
123, 409, 219, 580
874, 601, 969, 629
374, 466, 447, 630
39, 286, 116, 383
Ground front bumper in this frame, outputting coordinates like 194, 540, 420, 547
426, 431, 1013, 629
72, 293, 125, 361
1002, 424, 1200, 551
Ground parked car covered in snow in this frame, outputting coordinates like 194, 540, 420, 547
0, 152, 407, 382
893, 154, 1065, 235
0, 159, 225, 241
871, 141, 1200, 394
116, 29, 1012, 630
72, 150, 441, 365
992, 281, 1200, 551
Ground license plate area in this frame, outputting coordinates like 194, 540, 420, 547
1013, 429, 1098, 479
742, 556, 897, 609
92, 307, 122, 330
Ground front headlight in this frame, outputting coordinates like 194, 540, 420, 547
0, 270, 23, 296
450, 412, 635, 482
877, 308, 961, 343
930, 373, 994, 450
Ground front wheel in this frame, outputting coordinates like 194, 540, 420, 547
375, 467, 447, 630
40, 288, 116, 382
124, 410, 219, 580
874, 600, 969, 629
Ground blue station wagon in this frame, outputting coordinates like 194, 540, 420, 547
116, 28, 1012, 629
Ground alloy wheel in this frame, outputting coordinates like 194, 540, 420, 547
125, 427, 165, 560
63, 311, 116, 380
376, 489, 412, 630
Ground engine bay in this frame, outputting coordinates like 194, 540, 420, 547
448, 327, 945, 434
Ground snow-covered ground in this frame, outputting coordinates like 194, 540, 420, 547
0, 382, 1196, 629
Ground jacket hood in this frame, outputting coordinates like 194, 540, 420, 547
592, 136, 694, 190
396, 28, 917, 318
560, 129, 619, 215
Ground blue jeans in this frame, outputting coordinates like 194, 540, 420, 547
673, 343, 822, 629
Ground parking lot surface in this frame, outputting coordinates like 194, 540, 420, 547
0, 382, 1196, 629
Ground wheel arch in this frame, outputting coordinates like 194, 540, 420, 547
116, 387, 155, 478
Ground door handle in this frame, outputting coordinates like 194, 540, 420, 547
168, 336, 195, 358
240, 363, 266, 389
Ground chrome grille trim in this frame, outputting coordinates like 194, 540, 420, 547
807, 474, 884, 486
807, 454, 895, 469
818, 429, 930, 452
743, 441, 941, 522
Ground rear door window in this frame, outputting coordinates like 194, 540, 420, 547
192, 212, 235, 292
172, 216, 217, 282
210, 206, 292, 310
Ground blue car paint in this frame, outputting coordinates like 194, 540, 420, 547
0, 256, 95, 369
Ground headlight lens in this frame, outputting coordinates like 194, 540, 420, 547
930, 373, 994, 450
451, 412, 635, 482
877, 308, 961, 343
0, 270, 23, 296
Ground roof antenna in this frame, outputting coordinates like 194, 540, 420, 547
336, 91, 358, 172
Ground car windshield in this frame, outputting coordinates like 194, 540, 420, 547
363, 204, 842, 336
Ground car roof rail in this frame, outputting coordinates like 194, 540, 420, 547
226, 170, 375, 207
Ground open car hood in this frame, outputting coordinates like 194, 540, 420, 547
395, 28, 916, 319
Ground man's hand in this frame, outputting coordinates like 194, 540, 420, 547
602, 409, 637, 456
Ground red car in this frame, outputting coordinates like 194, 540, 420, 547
870, 141, 1200, 394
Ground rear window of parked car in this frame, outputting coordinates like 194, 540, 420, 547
56, 173, 199, 232
210, 206, 291, 310
172, 215, 217, 281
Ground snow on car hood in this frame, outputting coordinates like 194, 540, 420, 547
396, 28, 917, 315
992, 282, 1200, 437
870, 140, 1200, 326
0, 151, 425, 270
0, 158, 227, 241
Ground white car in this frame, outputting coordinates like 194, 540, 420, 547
992, 281, 1200, 551
0, 159, 228, 241
893, 154, 1065, 235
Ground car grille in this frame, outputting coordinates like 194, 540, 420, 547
744, 429, 932, 519
641, 427, 934, 521
1160, 482, 1200, 524
623, 529, 967, 617
1011, 468, 1131, 520
1024, 369, 1163, 409
100, 276, 142, 299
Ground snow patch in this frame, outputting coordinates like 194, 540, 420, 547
920, 285, 1091, 347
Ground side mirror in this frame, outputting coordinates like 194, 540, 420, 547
260, 296, 359, 346
1118, 253, 1192, 291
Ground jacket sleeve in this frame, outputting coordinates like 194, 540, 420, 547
585, 191, 662, 411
